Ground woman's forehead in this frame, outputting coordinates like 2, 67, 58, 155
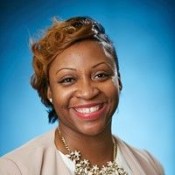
49, 40, 116, 72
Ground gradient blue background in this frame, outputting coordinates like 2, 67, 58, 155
0, 0, 174, 174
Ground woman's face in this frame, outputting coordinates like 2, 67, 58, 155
47, 40, 121, 136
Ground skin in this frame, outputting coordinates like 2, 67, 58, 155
47, 40, 121, 165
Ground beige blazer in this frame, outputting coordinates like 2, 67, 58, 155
0, 129, 164, 175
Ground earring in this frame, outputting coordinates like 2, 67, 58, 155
49, 98, 52, 103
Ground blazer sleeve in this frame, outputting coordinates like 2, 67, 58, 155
0, 158, 22, 175
143, 150, 165, 175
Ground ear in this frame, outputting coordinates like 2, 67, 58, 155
47, 86, 53, 103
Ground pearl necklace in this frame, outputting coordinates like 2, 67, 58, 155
56, 129, 128, 175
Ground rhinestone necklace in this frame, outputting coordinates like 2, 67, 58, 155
56, 129, 128, 175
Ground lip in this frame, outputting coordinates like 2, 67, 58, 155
71, 103, 107, 121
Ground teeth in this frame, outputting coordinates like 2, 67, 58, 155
75, 106, 100, 114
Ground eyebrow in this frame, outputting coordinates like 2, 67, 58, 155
56, 68, 76, 74
92, 61, 113, 69
56, 61, 113, 74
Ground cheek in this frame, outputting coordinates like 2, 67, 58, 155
109, 87, 119, 102
52, 87, 74, 108
105, 78, 120, 96
106, 81, 120, 106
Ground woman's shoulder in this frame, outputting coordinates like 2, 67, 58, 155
0, 128, 57, 174
115, 136, 164, 175
2, 128, 56, 157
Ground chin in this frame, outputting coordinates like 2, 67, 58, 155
78, 121, 111, 136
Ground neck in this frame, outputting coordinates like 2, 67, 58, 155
55, 125, 115, 166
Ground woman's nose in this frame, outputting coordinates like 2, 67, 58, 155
75, 79, 100, 100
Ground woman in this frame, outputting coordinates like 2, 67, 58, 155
0, 16, 164, 175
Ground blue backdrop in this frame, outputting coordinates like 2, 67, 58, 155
0, 0, 174, 174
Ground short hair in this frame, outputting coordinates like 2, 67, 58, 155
31, 16, 121, 123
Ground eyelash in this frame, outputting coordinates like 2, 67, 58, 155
58, 77, 76, 85
58, 72, 112, 86
93, 72, 111, 81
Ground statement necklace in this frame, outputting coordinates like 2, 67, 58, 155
57, 129, 128, 175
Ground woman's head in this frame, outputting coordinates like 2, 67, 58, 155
31, 16, 122, 123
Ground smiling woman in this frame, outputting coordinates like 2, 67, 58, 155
0, 16, 164, 175
47, 40, 120, 136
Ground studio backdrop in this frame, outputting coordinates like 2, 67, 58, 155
0, 0, 174, 174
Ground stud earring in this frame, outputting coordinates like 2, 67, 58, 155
49, 98, 52, 103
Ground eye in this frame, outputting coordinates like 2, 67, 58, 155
58, 77, 76, 86
93, 72, 111, 81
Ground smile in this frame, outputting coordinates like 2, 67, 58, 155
72, 103, 106, 120
75, 105, 100, 114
